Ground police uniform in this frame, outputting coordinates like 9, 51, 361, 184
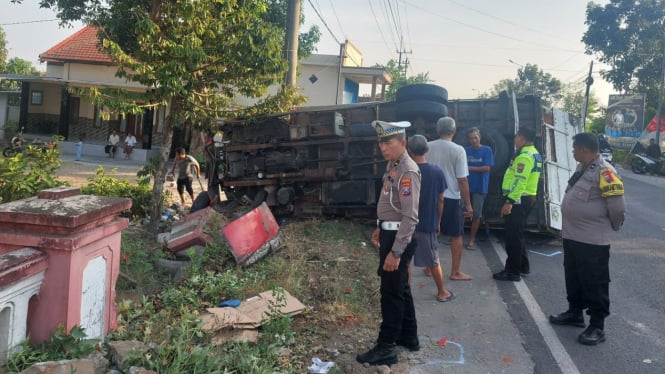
560, 155, 625, 331
501, 144, 542, 276
357, 120, 421, 366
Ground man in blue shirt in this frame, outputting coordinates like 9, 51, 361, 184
408, 135, 454, 303
464, 128, 494, 249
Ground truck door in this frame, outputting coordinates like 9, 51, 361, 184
541, 108, 579, 231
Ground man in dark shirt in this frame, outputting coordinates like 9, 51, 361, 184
645, 138, 661, 160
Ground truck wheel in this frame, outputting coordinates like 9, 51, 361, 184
454, 127, 510, 175
396, 84, 448, 103
396, 100, 448, 123
190, 192, 211, 213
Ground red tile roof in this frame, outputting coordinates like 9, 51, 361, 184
39, 25, 113, 65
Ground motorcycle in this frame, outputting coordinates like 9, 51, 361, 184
600, 147, 613, 165
2, 127, 54, 157
631, 153, 665, 176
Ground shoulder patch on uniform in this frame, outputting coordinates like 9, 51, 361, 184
516, 163, 525, 173
599, 167, 624, 197
400, 177, 412, 196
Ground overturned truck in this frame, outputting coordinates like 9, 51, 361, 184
204, 84, 580, 233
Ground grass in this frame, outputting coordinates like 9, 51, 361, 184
111, 217, 381, 373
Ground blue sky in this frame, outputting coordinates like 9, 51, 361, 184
3, 0, 613, 104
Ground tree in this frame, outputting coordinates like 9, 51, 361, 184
488, 63, 563, 107
1, 58, 41, 90
382, 59, 431, 101
560, 83, 600, 124
0, 27, 7, 73
582, 0, 665, 124
20, 0, 308, 232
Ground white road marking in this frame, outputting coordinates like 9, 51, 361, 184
529, 249, 563, 257
490, 238, 581, 374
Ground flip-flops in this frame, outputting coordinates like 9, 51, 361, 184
466, 243, 475, 250
436, 291, 456, 303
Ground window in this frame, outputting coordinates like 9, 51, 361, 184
31, 91, 43, 105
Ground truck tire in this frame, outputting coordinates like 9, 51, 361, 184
396, 84, 448, 103
190, 192, 211, 213
396, 100, 448, 123
454, 127, 510, 175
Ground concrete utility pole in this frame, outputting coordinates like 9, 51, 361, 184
581, 61, 594, 130
285, 0, 300, 88
655, 38, 665, 147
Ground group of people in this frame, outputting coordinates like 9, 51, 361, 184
107, 130, 137, 160
357, 118, 626, 366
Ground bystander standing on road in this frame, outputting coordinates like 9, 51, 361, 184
427, 117, 473, 281
170, 147, 201, 207
549, 132, 625, 346
464, 127, 494, 250
407, 134, 454, 303
493, 126, 542, 282
356, 120, 421, 366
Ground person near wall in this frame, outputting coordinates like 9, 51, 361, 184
549, 132, 625, 346
407, 134, 455, 303
356, 120, 421, 366
124, 132, 137, 160
170, 147, 201, 207
75, 134, 83, 161
107, 130, 120, 158
464, 127, 494, 250
427, 117, 473, 281
493, 126, 542, 282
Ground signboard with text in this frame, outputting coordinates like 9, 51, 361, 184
605, 94, 645, 150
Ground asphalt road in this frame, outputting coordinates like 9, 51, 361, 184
483, 167, 665, 373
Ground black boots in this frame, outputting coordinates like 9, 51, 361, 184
396, 336, 420, 351
578, 326, 606, 345
356, 342, 397, 366
549, 310, 585, 328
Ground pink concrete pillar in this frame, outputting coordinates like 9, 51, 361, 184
0, 187, 131, 343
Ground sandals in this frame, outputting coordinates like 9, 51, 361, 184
436, 291, 456, 303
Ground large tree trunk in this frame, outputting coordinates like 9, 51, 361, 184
148, 100, 177, 234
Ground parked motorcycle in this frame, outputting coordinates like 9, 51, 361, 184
2, 127, 54, 157
631, 153, 665, 176
600, 147, 613, 165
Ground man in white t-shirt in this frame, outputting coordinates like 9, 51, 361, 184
427, 117, 473, 281
124, 132, 137, 160
107, 130, 120, 158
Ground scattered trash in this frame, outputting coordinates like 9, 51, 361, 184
643, 359, 652, 364
201, 289, 306, 330
437, 337, 448, 346
502, 356, 512, 365
360, 242, 367, 247
307, 357, 334, 374
479, 290, 488, 296
218, 299, 241, 308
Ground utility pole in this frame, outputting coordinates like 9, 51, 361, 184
581, 61, 594, 130
284, 0, 300, 88
396, 48, 412, 75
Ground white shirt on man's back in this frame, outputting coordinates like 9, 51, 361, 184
427, 139, 469, 199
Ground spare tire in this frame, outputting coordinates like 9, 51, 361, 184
453, 127, 511, 175
396, 100, 448, 123
396, 84, 448, 103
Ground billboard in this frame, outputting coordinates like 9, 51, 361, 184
605, 94, 645, 150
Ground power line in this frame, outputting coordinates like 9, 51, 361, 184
0, 19, 58, 26
379, 0, 400, 51
328, 0, 347, 39
306, 0, 340, 44
368, 0, 393, 57
386, 0, 404, 49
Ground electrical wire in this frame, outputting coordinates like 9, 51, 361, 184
328, 0, 347, 40
306, 0, 341, 44
0, 19, 58, 26
368, 0, 394, 57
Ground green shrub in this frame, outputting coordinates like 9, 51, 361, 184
3, 325, 98, 372
0, 140, 67, 203
81, 166, 169, 218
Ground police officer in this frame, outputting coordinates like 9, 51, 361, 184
549, 132, 625, 345
493, 126, 542, 282
356, 120, 421, 366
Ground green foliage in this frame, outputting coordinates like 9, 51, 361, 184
382, 59, 431, 101
561, 84, 600, 122
587, 116, 607, 134
0, 140, 67, 204
81, 166, 169, 218
583, 0, 665, 111
488, 63, 563, 107
3, 325, 98, 372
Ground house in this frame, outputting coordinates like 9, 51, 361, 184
0, 91, 20, 142
0, 27, 391, 159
